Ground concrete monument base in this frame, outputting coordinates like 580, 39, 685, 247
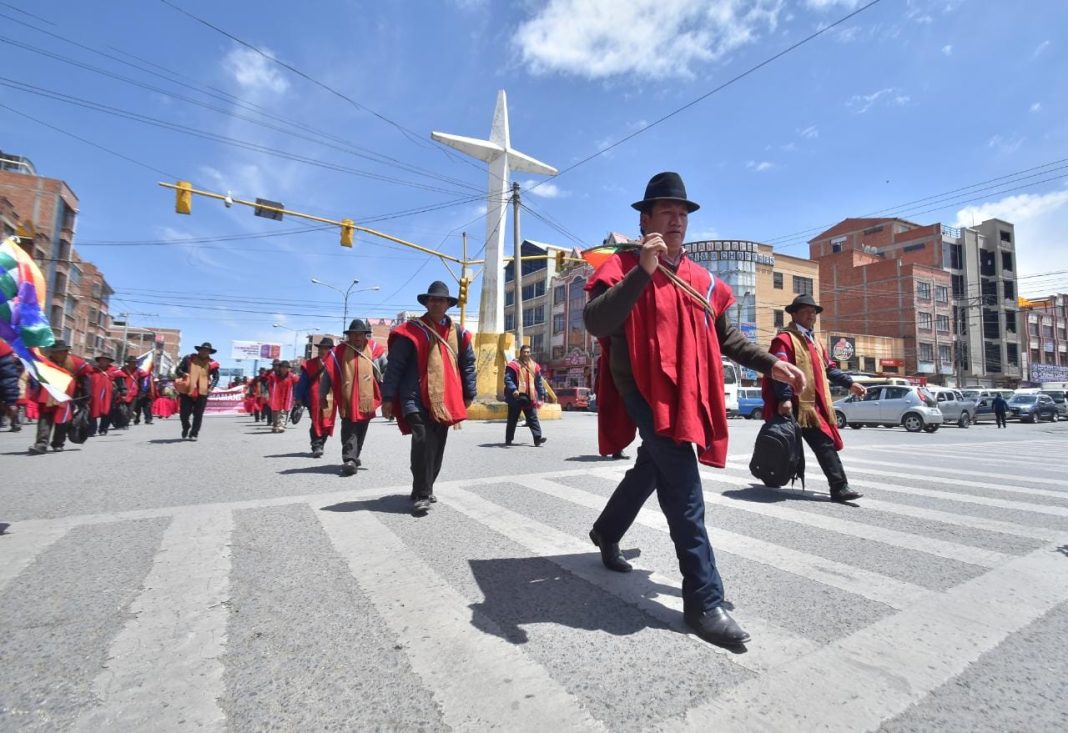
465, 330, 561, 421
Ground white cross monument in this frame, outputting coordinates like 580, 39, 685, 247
432, 90, 557, 409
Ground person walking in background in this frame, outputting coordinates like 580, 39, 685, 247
0, 339, 20, 431
267, 360, 299, 433
382, 281, 476, 514
504, 344, 547, 447
28, 340, 90, 454
296, 337, 338, 458
992, 393, 1009, 428
88, 354, 119, 436
324, 321, 387, 475
174, 342, 220, 441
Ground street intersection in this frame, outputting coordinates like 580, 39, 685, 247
1, 412, 1066, 731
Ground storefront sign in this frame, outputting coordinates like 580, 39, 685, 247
880, 358, 904, 367
830, 336, 855, 362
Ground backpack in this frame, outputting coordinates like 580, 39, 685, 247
749, 415, 805, 489
67, 402, 91, 444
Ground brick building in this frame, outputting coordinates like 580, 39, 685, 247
73, 259, 114, 357
809, 217, 1022, 387
1020, 293, 1068, 384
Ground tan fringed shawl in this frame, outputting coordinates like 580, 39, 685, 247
339, 342, 379, 418
185, 355, 213, 398
410, 317, 459, 424
782, 325, 836, 430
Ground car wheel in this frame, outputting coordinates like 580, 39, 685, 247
835, 411, 847, 429
923, 424, 940, 433
902, 413, 924, 433
957, 412, 971, 428
751, 408, 763, 420
849, 423, 863, 430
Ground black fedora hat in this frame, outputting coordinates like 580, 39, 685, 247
316, 337, 335, 348
49, 339, 71, 351
194, 342, 217, 354
417, 281, 458, 308
124, 355, 138, 363
785, 294, 823, 314
631, 171, 700, 213
343, 319, 372, 334
95, 354, 115, 362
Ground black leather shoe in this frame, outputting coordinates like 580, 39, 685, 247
412, 497, 431, 515
830, 486, 863, 503
589, 529, 632, 572
534, 437, 548, 447
685, 606, 751, 647
340, 461, 356, 476
312, 448, 324, 458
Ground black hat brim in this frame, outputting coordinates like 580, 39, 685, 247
631, 196, 700, 213
417, 293, 459, 307
785, 303, 823, 314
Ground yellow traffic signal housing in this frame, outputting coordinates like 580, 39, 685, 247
458, 277, 469, 306
175, 181, 193, 215
340, 218, 355, 247
555, 249, 565, 269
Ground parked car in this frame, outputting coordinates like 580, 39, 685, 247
556, 387, 591, 411
1040, 389, 1067, 420
1007, 393, 1059, 422
924, 387, 977, 428
973, 396, 995, 423
735, 388, 765, 419
834, 385, 944, 433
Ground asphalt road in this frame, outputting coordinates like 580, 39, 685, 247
1, 410, 1066, 732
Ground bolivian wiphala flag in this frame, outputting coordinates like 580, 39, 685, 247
0, 235, 72, 401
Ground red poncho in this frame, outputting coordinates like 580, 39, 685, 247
267, 372, 298, 411
29, 354, 89, 423
388, 317, 471, 435
586, 251, 735, 468
763, 331, 844, 450
322, 341, 385, 427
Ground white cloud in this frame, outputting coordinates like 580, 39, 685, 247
846, 88, 910, 114
225, 46, 289, 94
955, 187, 1068, 293
1032, 40, 1050, 58
987, 134, 1024, 154
199, 163, 267, 199
522, 179, 568, 198
746, 160, 774, 172
805, 0, 861, 8
513, 0, 784, 79
941, 44, 952, 56
1030, 102, 1042, 113
798, 124, 819, 139
781, 142, 797, 152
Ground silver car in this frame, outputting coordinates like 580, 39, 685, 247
834, 385, 945, 433
925, 387, 977, 428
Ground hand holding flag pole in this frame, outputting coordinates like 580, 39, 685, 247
580, 240, 714, 315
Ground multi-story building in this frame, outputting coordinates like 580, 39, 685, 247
809, 216, 1022, 387
0, 153, 80, 342
1, 195, 19, 240
503, 239, 571, 367
1020, 293, 1068, 384
73, 259, 113, 356
106, 324, 182, 375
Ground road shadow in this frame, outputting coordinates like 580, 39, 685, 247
467, 555, 684, 645
7, 448, 83, 455
147, 438, 186, 445
477, 442, 514, 448
0, 522, 9, 535
264, 452, 314, 458
278, 464, 346, 476
722, 486, 826, 504
321, 495, 413, 515
565, 454, 629, 462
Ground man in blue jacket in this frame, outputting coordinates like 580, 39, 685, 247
504, 344, 547, 447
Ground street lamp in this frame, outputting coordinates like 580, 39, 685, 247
311, 277, 381, 331
272, 323, 319, 361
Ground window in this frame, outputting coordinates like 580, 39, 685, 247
1006, 343, 1019, 367
984, 309, 1001, 339
938, 344, 952, 365
999, 230, 1012, 244
792, 276, 813, 295
936, 314, 950, 332
554, 285, 565, 304
918, 311, 932, 330
951, 274, 965, 298
551, 346, 564, 359
1005, 310, 1017, 334
883, 386, 910, 399
985, 342, 1002, 372
1002, 280, 1015, 301
980, 250, 996, 277
943, 242, 963, 270
505, 290, 514, 307
522, 305, 545, 327
919, 342, 934, 362
862, 357, 876, 372
521, 281, 546, 301
773, 272, 783, 289
773, 309, 784, 329
935, 285, 949, 304
552, 313, 565, 334
530, 334, 544, 354
903, 242, 926, 253
505, 313, 514, 331
1001, 251, 1013, 271
916, 281, 931, 300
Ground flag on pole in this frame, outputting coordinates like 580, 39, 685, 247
136, 349, 154, 374
0, 235, 72, 401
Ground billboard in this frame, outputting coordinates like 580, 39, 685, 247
231, 341, 282, 361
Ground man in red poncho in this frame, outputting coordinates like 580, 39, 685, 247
267, 360, 299, 433
88, 354, 122, 436
381, 282, 476, 515
174, 342, 220, 441
763, 294, 866, 503
504, 344, 547, 447
28, 340, 90, 453
322, 323, 388, 475
584, 172, 805, 649
296, 337, 338, 459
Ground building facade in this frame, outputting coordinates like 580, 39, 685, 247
503, 239, 571, 367
1020, 293, 1068, 384
809, 216, 1021, 387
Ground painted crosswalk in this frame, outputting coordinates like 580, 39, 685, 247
2, 437, 1067, 731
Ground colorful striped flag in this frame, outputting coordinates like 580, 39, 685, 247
136, 349, 154, 374
0, 235, 72, 402
580, 238, 640, 270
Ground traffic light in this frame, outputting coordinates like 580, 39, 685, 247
340, 218, 355, 248
458, 277, 469, 306
175, 181, 192, 215
555, 250, 565, 269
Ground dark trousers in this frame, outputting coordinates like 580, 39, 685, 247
339, 419, 368, 464
801, 426, 848, 491
34, 409, 68, 449
995, 411, 1007, 428
407, 411, 449, 500
98, 415, 111, 434
505, 402, 542, 443
592, 391, 724, 615
179, 395, 208, 437
135, 396, 152, 424
262, 405, 273, 425
310, 424, 330, 451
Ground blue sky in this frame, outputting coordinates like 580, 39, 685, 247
4, 0, 1066, 367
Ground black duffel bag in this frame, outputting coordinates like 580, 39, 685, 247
749, 414, 805, 489
110, 400, 132, 429
289, 404, 304, 425
67, 401, 91, 444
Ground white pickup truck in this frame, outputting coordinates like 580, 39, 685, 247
924, 387, 977, 428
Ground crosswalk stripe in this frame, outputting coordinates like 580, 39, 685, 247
71, 508, 232, 732
315, 505, 606, 732
667, 542, 1068, 733
0, 524, 70, 593
861, 448, 1068, 470
723, 462, 1068, 518
846, 457, 1068, 491
510, 475, 928, 611
441, 482, 820, 674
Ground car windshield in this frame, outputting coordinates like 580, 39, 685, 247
1010, 395, 1037, 404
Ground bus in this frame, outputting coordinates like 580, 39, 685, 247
722, 356, 740, 415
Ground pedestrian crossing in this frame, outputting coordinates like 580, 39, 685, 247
2, 438, 1067, 731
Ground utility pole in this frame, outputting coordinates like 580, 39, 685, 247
512, 181, 523, 348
